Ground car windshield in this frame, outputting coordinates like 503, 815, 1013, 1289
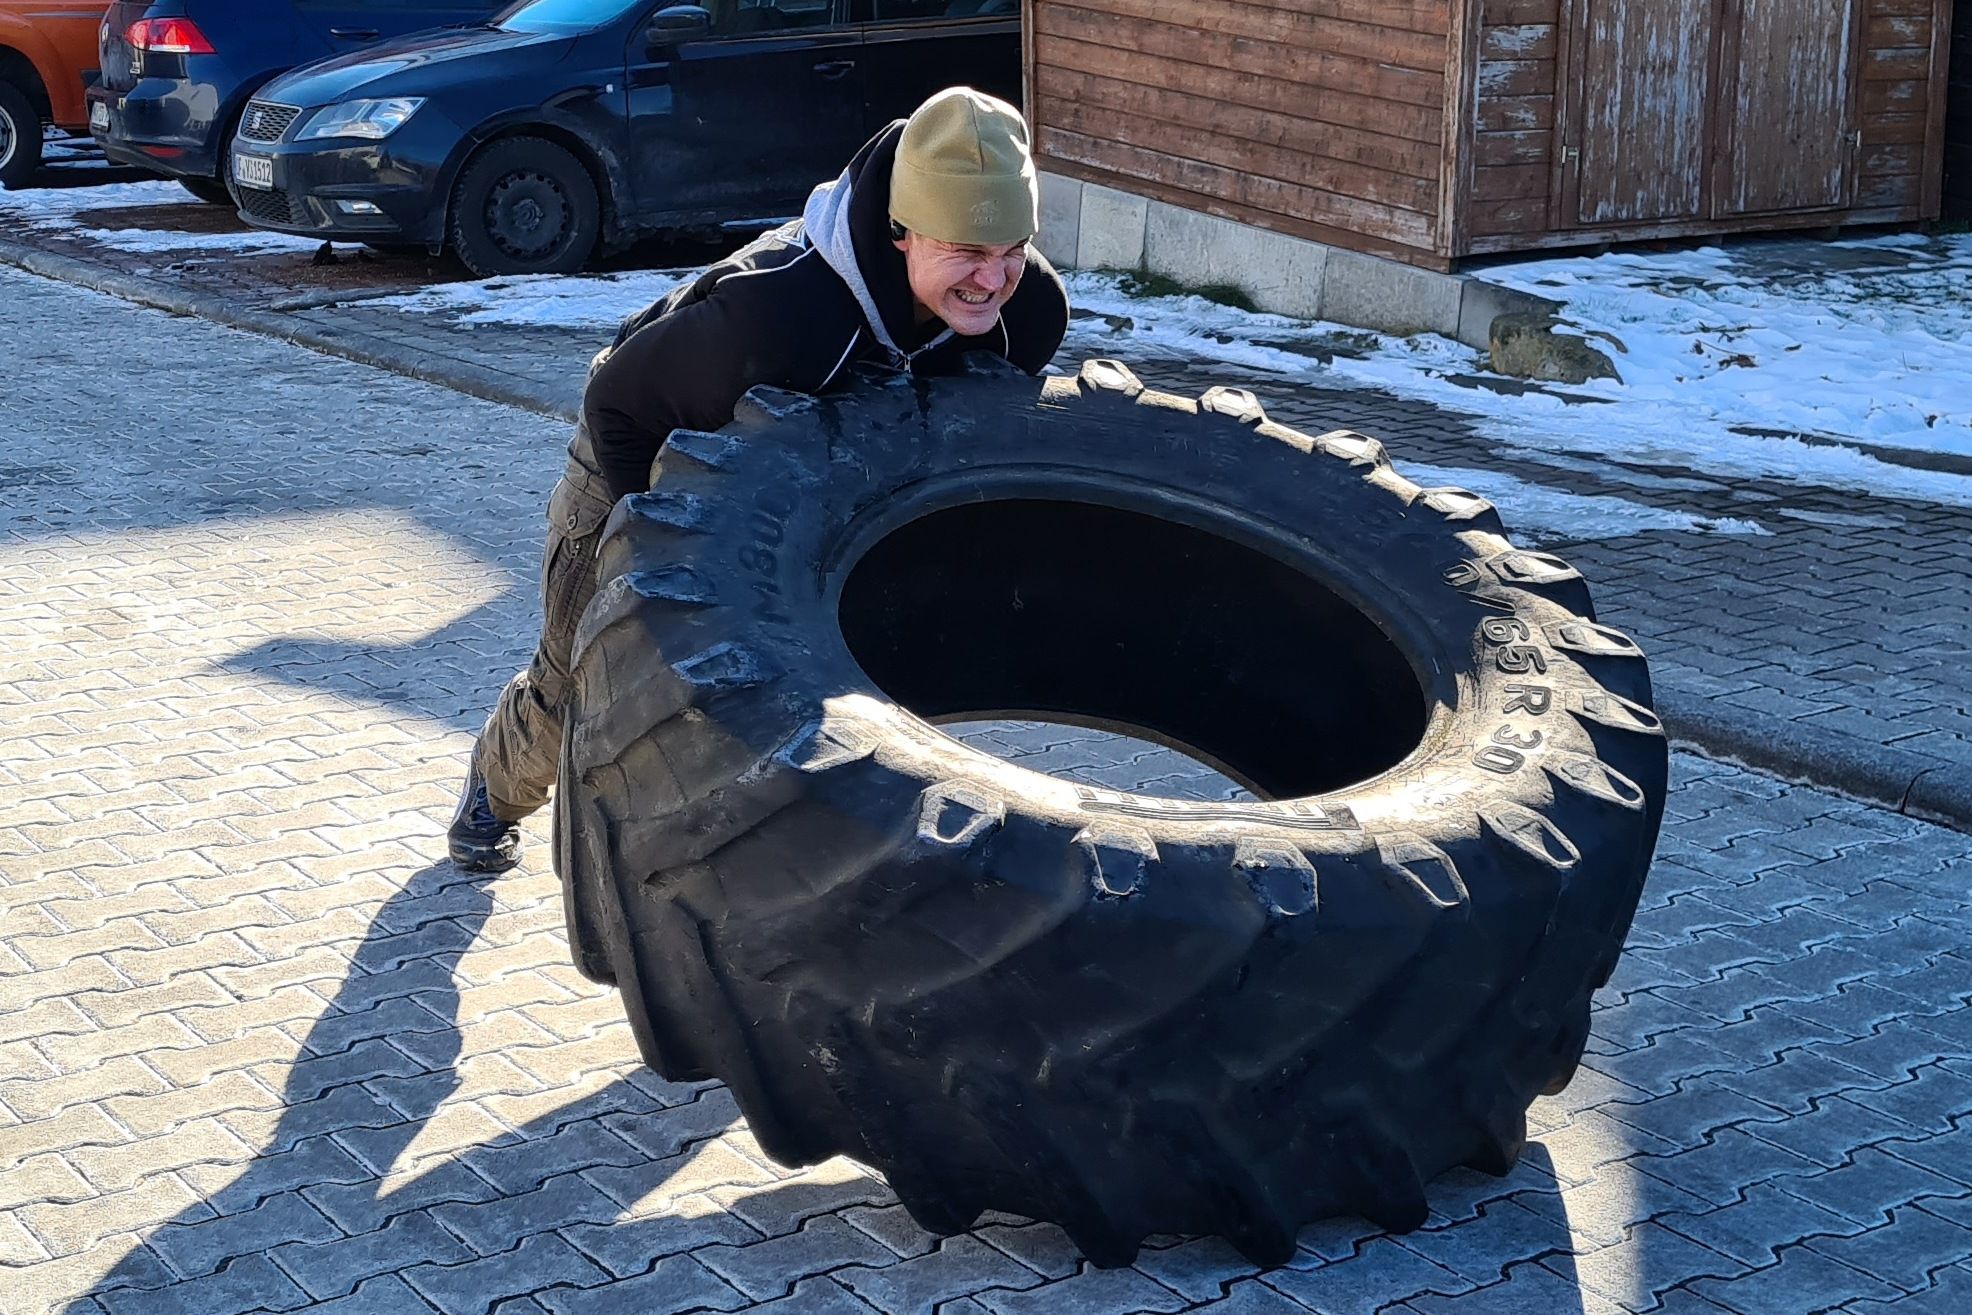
492, 0, 648, 32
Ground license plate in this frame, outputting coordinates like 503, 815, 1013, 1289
234, 152, 274, 191
89, 101, 109, 131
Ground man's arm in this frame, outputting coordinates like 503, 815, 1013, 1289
582, 291, 763, 503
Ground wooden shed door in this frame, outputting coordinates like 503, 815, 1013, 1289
1714, 0, 1858, 214
1573, 0, 1719, 224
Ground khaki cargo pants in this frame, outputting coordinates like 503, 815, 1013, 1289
477, 352, 622, 820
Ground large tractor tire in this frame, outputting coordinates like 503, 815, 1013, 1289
555, 358, 1667, 1268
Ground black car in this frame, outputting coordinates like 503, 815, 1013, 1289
229, 0, 1019, 274
87, 0, 510, 204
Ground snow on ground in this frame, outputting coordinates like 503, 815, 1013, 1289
0, 179, 324, 254
1061, 229, 1972, 512
373, 269, 698, 328
1402, 461, 1769, 545
0, 178, 190, 215
1489, 236, 1972, 459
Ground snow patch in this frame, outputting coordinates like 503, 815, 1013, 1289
1402, 462, 1771, 545
84, 226, 326, 254
0, 179, 325, 254
0, 179, 199, 218
1060, 232, 1972, 510
373, 270, 698, 328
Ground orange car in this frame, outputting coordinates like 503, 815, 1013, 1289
0, 0, 109, 189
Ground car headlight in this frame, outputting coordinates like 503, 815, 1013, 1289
296, 98, 424, 142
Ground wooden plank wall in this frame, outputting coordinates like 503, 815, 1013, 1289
1937, 0, 1969, 215
1027, 0, 1455, 263
1857, 0, 1946, 211
1468, 0, 1560, 238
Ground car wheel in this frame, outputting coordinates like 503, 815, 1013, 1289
0, 80, 45, 191
448, 136, 600, 277
180, 176, 233, 206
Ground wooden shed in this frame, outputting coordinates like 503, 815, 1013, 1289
1025, 0, 1959, 273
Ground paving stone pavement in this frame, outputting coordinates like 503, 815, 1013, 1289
6, 265, 1972, 1315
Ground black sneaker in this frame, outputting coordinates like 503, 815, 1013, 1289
448, 752, 522, 872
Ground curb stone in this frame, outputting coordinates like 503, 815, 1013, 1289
7, 235, 1966, 837
1657, 691, 1972, 833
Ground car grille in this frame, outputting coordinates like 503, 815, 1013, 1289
237, 186, 297, 226
238, 101, 302, 143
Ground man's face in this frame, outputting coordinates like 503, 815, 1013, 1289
893, 230, 1029, 336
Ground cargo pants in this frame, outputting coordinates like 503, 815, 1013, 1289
476, 354, 619, 820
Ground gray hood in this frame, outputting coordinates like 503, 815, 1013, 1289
800, 143, 956, 365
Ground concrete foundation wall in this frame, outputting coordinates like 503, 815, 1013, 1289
1036, 171, 1553, 350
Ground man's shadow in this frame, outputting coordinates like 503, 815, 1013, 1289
64, 862, 842, 1312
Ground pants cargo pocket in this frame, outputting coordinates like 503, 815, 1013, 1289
539, 476, 615, 686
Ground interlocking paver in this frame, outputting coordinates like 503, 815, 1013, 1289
705, 1163, 894, 1239
531, 1255, 748, 1315
301, 1160, 507, 1237
833, 1237, 1048, 1313
1845, 1064, 1972, 1135
1392, 1198, 1575, 1288
1802, 1205, 1972, 1296
1736, 1094, 1925, 1168
1769, 1147, 1968, 1229
1264, 1239, 1474, 1315
697, 1215, 902, 1299
268, 1209, 474, 1299
559, 1208, 760, 1280
838, 1205, 944, 1261
1630, 1129, 1822, 1211
1129, 1237, 1263, 1303
1690, 1244, 1902, 1315
402, 1233, 610, 1315
1557, 1223, 1746, 1311
430, 1172, 623, 1255
0, 1155, 96, 1215
971, 1265, 1186, 1314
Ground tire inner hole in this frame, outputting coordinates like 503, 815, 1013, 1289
837, 498, 1428, 800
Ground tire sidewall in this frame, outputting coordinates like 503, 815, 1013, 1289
0, 81, 44, 190
448, 136, 600, 277
180, 175, 233, 206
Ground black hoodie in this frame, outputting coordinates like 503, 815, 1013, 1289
579, 120, 1070, 502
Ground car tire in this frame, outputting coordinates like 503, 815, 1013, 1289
0, 80, 45, 191
180, 176, 233, 206
555, 360, 1669, 1268
448, 135, 599, 277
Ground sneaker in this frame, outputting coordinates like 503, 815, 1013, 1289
448, 751, 522, 872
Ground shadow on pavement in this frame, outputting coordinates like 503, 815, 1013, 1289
58, 847, 1643, 1314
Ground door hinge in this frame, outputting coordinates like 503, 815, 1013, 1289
1562, 145, 1581, 166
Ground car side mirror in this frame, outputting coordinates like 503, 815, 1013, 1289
647, 4, 712, 46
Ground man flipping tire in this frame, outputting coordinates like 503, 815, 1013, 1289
449, 87, 1070, 871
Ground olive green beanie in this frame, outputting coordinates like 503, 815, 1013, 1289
888, 87, 1039, 247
